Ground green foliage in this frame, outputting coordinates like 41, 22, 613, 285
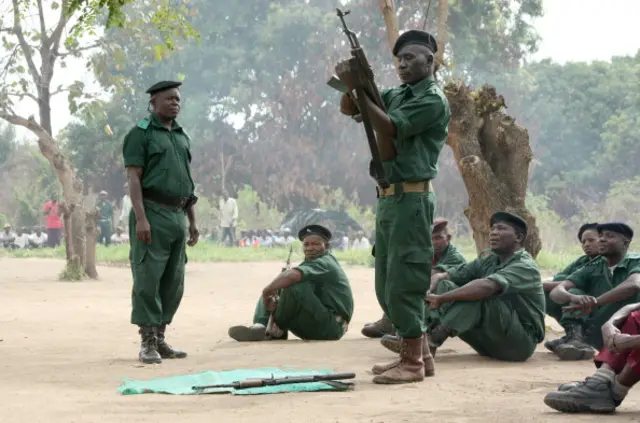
11, 153, 58, 227
0, 123, 17, 167
58, 262, 86, 281
235, 185, 286, 230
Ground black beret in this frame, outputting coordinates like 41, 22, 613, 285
597, 222, 633, 240
298, 224, 332, 242
146, 81, 182, 95
578, 223, 599, 241
392, 30, 438, 56
490, 211, 528, 236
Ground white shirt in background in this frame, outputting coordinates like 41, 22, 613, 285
219, 198, 238, 228
30, 232, 48, 247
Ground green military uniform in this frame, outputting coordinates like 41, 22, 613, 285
97, 200, 114, 246
426, 249, 545, 361
253, 253, 354, 340
433, 243, 466, 273
558, 254, 640, 348
375, 76, 450, 339
545, 255, 595, 326
122, 113, 194, 327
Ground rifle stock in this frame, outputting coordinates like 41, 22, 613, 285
192, 372, 356, 391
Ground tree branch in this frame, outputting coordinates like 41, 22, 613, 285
51, 87, 69, 97
0, 111, 56, 157
42, 0, 69, 85
5, 90, 38, 102
37, 0, 46, 43
57, 42, 101, 58
11, 0, 41, 86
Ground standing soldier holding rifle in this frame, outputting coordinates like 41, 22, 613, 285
334, 14, 450, 384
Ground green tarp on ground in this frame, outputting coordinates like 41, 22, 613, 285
119, 367, 353, 395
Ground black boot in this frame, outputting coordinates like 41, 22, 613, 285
427, 324, 454, 357
544, 335, 567, 353
138, 325, 162, 364
361, 314, 395, 338
156, 324, 187, 359
554, 323, 596, 361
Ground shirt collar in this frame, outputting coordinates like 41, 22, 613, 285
399, 75, 435, 95
150, 114, 181, 130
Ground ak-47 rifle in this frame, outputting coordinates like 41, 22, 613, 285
328, 8, 390, 189
265, 245, 294, 336
192, 372, 356, 391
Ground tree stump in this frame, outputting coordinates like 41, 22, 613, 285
444, 81, 542, 257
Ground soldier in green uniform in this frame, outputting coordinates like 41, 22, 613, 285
337, 30, 450, 384
543, 223, 599, 354
375, 218, 467, 355
424, 212, 545, 362
122, 80, 200, 364
97, 190, 114, 246
228, 225, 353, 342
549, 222, 640, 360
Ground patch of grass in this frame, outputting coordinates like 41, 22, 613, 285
0, 237, 581, 271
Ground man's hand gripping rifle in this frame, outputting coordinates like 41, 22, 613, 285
264, 245, 293, 338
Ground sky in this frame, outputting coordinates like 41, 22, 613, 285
7, 0, 640, 140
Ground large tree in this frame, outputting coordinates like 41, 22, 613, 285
0, 0, 196, 278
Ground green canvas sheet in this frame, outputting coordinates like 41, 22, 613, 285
119, 367, 353, 396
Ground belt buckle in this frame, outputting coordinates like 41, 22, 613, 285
177, 198, 187, 209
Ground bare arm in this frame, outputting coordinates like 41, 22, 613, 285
608, 302, 640, 327
361, 94, 396, 161
186, 205, 196, 227
126, 167, 146, 222
543, 279, 561, 292
549, 280, 577, 304
597, 274, 640, 306
262, 269, 302, 297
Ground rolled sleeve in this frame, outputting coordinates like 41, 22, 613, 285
122, 129, 146, 168
566, 266, 592, 291
486, 263, 540, 295
388, 93, 445, 141
294, 258, 329, 280
448, 259, 482, 286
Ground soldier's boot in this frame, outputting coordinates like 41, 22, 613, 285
156, 324, 187, 359
372, 334, 435, 377
544, 335, 567, 353
361, 314, 394, 338
228, 323, 288, 342
427, 324, 454, 358
554, 324, 596, 361
372, 337, 424, 384
544, 369, 621, 413
380, 334, 401, 353
138, 325, 162, 364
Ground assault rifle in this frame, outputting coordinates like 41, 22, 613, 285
328, 8, 390, 189
192, 372, 356, 391
265, 245, 294, 337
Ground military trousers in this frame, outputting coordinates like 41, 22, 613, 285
426, 280, 537, 362
546, 287, 637, 349
129, 200, 187, 326
375, 190, 435, 338
253, 281, 346, 340
98, 220, 112, 246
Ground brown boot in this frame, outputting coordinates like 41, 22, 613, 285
138, 325, 162, 364
361, 314, 394, 338
372, 334, 435, 377
156, 324, 187, 359
372, 337, 425, 384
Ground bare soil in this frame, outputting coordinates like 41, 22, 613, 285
1, 258, 639, 423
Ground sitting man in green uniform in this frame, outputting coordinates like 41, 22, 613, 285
543, 223, 600, 354
424, 212, 545, 362
375, 217, 467, 353
549, 222, 640, 361
362, 217, 466, 339
123, 80, 200, 364
228, 224, 354, 342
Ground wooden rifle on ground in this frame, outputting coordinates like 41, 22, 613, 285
265, 245, 294, 336
192, 372, 356, 391
327, 8, 390, 189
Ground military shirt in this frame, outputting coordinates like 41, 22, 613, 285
122, 114, 195, 198
98, 201, 113, 221
552, 255, 596, 281
567, 253, 640, 297
294, 253, 354, 322
448, 249, 545, 342
381, 76, 451, 183
433, 243, 466, 272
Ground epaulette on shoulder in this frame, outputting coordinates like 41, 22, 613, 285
136, 118, 150, 130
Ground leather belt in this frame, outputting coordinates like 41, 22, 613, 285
142, 189, 189, 210
378, 181, 433, 197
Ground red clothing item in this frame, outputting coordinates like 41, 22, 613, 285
595, 310, 640, 375
43, 201, 63, 229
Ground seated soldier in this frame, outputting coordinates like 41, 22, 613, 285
423, 212, 545, 362
377, 218, 468, 353
549, 222, 640, 361
228, 224, 354, 342
544, 303, 640, 413
362, 217, 466, 339
543, 223, 600, 354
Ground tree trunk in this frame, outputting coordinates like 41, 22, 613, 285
376, 1, 542, 258
445, 82, 542, 257
378, 0, 400, 70
435, 0, 449, 68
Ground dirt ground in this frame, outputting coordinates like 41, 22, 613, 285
1, 258, 639, 423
